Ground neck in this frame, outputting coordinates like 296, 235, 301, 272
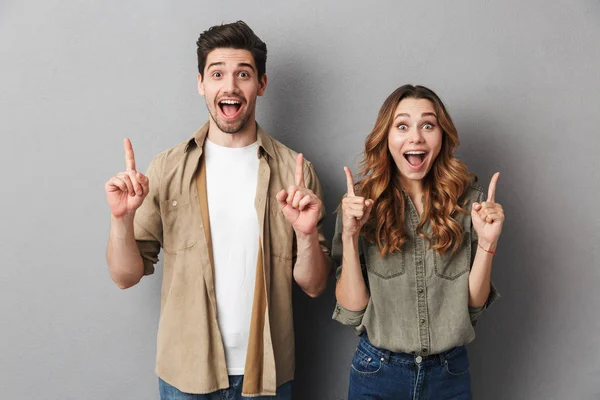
207, 117, 258, 148
400, 176, 425, 205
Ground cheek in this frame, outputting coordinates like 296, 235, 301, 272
387, 136, 406, 165
428, 132, 443, 161
388, 134, 405, 151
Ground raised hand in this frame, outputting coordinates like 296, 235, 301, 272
471, 172, 504, 249
341, 167, 374, 238
276, 154, 322, 235
105, 139, 150, 218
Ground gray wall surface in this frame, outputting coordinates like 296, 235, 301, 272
1, 1, 599, 399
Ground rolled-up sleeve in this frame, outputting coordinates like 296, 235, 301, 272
469, 281, 500, 326
134, 154, 164, 276
333, 302, 366, 326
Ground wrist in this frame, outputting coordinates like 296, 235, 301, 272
294, 228, 318, 242
111, 212, 136, 230
477, 240, 498, 253
342, 232, 359, 245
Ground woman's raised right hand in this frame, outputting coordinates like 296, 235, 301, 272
341, 167, 374, 238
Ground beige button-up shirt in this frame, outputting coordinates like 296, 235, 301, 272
134, 122, 330, 396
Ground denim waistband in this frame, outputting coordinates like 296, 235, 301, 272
358, 335, 465, 366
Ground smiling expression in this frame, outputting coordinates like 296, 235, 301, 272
388, 98, 443, 186
198, 48, 267, 134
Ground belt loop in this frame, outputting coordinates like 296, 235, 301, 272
378, 349, 391, 364
439, 352, 447, 365
384, 349, 391, 364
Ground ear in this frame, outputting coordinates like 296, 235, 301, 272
257, 73, 268, 96
197, 73, 205, 96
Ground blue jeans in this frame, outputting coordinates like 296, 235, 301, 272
349, 335, 472, 400
159, 376, 292, 400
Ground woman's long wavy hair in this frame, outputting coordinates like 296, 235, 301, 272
358, 85, 472, 256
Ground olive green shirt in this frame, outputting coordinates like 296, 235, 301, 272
332, 184, 499, 356
134, 122, 330, 395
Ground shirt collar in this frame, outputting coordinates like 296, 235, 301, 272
184, 121, 274, 159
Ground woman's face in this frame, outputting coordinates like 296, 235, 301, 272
388, 98, 443, 186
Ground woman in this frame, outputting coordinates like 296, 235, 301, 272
333, 85, 503, 399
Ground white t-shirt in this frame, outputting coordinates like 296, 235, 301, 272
204, 138, 260, 376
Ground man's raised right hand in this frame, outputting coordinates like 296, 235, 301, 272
105, 139, 149, 218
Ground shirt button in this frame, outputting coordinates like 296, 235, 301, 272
172, 200, 177, 207
418, 288, 424, 294
415, 356, 423, 364
420, 319, 425, 324
422, 348, 428, 353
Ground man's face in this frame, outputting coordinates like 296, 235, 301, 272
198, 48, 267, 134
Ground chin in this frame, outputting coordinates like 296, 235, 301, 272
217, 119, 248, 134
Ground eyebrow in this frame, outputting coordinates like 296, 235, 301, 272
394, 112, 437, 119
206, 62, 256, 72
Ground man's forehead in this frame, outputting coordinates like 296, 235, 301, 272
205, 48, 256, 67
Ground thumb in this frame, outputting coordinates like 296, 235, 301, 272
276, 189, 287, 206
472, 202, 481, 212
361, 199, 375, 224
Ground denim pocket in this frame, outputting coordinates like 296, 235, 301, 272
444, 347, 470, 376
434, 231, 471, 280
351, 347, 382, 376
365, 245, 405, 279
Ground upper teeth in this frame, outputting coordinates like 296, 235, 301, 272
405, 151, 426, 155
220, 100, 240, 104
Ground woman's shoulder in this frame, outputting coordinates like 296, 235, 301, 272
461, 176, 485, 203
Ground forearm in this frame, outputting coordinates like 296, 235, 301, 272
335, 234, 370, 311
292, 230, 331, 298
468, 240, 496, 307
106, 214, 144, 289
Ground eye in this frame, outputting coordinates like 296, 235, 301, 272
422, 123, 434, 130
212, 71, 222, 78
397, 124, 408, 131
239, 71, 250, 78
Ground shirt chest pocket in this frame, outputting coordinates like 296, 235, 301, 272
365, 244, 406, 279
434, 231, 471, 280
160, 197, 198, 253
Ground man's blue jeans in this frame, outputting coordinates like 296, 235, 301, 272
159, 376, 292, 400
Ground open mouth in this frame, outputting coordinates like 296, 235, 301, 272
403, 150, 428, 169
218, 99, 242, 118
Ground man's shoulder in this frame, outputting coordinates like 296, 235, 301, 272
262, 133, 315, 167
149, 138, 196, 170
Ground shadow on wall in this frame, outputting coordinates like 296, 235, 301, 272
458, 109, 542, 400
261, 57, 356, 400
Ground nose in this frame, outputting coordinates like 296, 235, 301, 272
223, 74, 238, 94
408, 127, 424, 144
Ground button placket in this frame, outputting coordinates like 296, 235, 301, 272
408, 200, 430, 358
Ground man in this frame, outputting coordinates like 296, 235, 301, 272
105, 21, 331, 399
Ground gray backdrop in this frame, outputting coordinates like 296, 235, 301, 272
1, 0, 599, 399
